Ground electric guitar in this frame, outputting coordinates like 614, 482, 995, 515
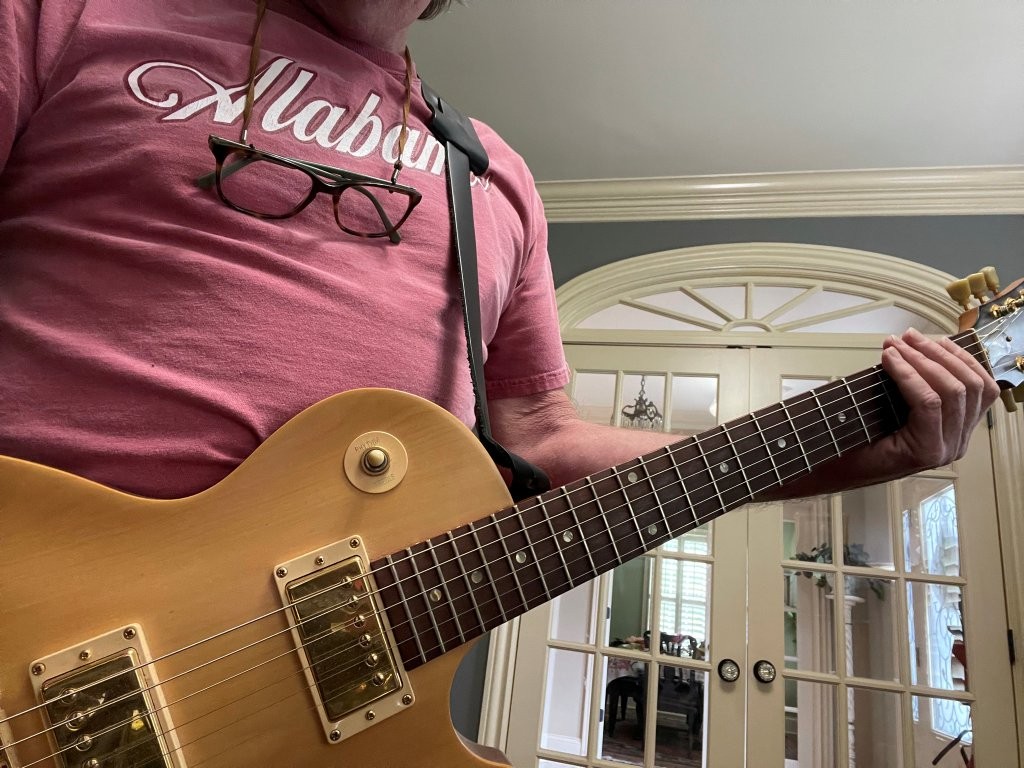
1, 274, 1021, 768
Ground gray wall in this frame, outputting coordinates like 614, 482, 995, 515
548, 215, 1023, 288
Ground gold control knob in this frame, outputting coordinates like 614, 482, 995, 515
968, 272, 989, 300
982, 266, 1001, 293
361, 448, 390, 475
945, 278, 972, 309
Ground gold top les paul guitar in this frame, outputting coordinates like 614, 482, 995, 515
1, 273, 1022, 768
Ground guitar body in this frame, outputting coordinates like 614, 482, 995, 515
0, 389, 513, 768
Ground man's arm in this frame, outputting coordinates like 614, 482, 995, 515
490, 329, 1000, 498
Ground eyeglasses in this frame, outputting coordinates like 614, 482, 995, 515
196, 0, 421, 244
197, 136, 422, 244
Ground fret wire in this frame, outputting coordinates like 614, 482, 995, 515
842, 378, 873, 441
519, 506, 552, 601
643, 458, 675, 540
665, 445, 700, 528
427, 538, 465, 644
779, 401, 813, 472
722, 422, 755, 500
590, 477, 622, 565
386, 554, 428, 663
876, 367, 902, 424
491, 512, 530, 610
693, 433, 727, 513
447, 530, 485, 635
539, 499, 575, 589
750, 412, 784, 486
811, 391, 842, 456
614, 467, 648, 548
562, 487, 598, 577
408, 547, 446, 654
469, 521, 509, 623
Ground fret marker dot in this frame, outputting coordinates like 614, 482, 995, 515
562, 531, 574, 543
471, 570, 484, 584
777, 438, 787, 448
627, 471, 639, 483
837, 412, 848, 424
429, 588, 443, 603
515, 551, 528, 564
647, 524, 658, 536
719, 462, 729, 474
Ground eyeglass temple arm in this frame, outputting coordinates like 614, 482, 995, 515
195, 155, 388, 191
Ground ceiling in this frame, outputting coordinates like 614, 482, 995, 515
408, 0, 1024, 183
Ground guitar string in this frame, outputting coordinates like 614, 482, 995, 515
1, 329, 993, 744
4, 395, 914, 762
14, 399, 902, 768
0, 356, 909, 735
3, 327, 1001, 747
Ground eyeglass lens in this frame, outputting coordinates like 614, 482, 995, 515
219, 151, 414, 237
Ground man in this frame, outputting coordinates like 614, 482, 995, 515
0, 0, 998, 503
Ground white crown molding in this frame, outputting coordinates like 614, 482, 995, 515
537, 165, 1024, 222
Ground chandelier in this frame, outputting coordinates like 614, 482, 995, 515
621, 375, 663, 430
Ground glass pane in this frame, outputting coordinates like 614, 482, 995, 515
539, 761, 583, 768
783, 497, 832, 561
578, 303, 702, 331
786, 680, 838, 766
911, 695, 972, 767
602, 658, 648, 765
842, 486, 896, 571
654, 664, 707, 767
669, 376, 718, 436
661, 524, 712, 556
847, 577, 899, 682
622, 374, 666, 431
609, 558, 651, 647
783, 568, 836, 674
551, 580, 598, 644
781, 376, 829, 400
541, 649, 593, 756
656, 560, 710, 654
907, 582, 967, 693
572, 371, 618, 427
641, 290, 727, 324
850, 687, 903, 767
901, 478, 961, 577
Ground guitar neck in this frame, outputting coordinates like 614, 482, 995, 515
374, 329, 983, 671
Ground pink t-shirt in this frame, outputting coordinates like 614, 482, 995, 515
0, 0, 569, 498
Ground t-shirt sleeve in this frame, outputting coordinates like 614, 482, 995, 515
484, 185, 570, 399
1, 0, 41, 172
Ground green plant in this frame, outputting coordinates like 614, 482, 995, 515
792, 542, 886, 600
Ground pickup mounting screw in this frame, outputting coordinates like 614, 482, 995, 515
123, 627, 137, 640
276, 567, 288, 578
31, 663, 45, 676
329, 729, 341, 742
350, 538, 360, 549
315, 556, 325, 566
365, 710, 376, 721
402, 694, 413, 705
78, 650, 91, 661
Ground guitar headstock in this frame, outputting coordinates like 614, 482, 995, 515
947, 266, 1024, 412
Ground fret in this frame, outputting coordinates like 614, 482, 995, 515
614, 467, 648, 550
539, 498, 575, 589
721, 423, 755, 500
510, 506, 553, 605
490, 512, 530, 610
750, 412, 784, 487
779, 401, 813, 472
562, 487, 598, 577
842, 377, 873, 441
590, 477, 622, 564
664, 445, 700, 529
427, 539, 466, 644
469, 522, 509, 623
641, 458, 675, 542
876, 367, 902, 425
386, 554, 427, 664
693, 435, 728, 513
447, 530, 485, 636
811, 391, 842, 457
408, 547, 446, 654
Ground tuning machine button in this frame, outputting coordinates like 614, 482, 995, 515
945, 278, 972, 310
982, 266, 1001, 293
968, 272, 989, 301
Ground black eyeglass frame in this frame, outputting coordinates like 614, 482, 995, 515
197, 135, 423, 244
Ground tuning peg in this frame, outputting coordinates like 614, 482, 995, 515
982, 266, 1001, 293
968, 272, 990, 301
1001, 390, 1019, 413
945, 278, 973, 310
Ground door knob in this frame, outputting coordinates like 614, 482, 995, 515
717, 658, 741, 682
753, 659, 777, 684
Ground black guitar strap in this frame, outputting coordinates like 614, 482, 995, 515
421, 79, 551, 502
